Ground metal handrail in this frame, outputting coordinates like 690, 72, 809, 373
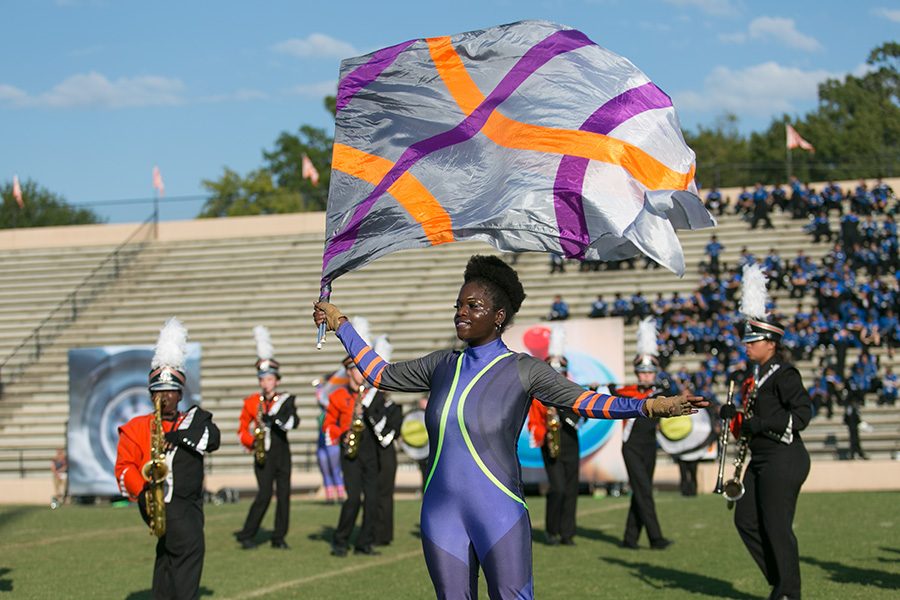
0, 212, 157, 396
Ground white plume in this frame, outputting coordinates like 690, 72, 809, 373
740, 264, 769, 320
352, 316, 372, 345
151, 317, 188, 369
374, 334, 393, 362
636, 317, 658, 357
253, 325, 274, 360
548, 325, 566, 359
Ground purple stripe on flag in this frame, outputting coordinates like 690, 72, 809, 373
324, 29, 594, 272
336, 40, 416, 112
552, 82, 673, 258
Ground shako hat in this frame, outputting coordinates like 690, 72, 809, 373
149, 317, 188, 392
634, 317, 660, 373
254, 325, 281, 379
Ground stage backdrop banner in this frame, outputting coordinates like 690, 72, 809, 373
67, 344, 201, 497
503, 318, 628, 484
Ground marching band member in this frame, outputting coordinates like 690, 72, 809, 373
367, 335, 404, 547
314, 255, 705, 598
616, 318, 673, 550
235, 326, 299, 550
725, 265, 812, 600
115, 318, 220, 600
325, 318, 380, 557
526, 325, 581, 546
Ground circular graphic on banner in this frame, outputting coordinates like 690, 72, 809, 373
516, 350, 617, 469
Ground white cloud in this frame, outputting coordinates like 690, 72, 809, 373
0, 72, 185, 108
663, 0, 740, 17
272, 33, 360, 59
673, 61, 836, 117
288, 80, 338, 98
873, 7, 900, 23
719, 16, 822, 52
199, 89, 269, 104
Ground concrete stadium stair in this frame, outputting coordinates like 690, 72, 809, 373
0, 203, 897, 479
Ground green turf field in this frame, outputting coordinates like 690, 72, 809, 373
1, 491, 897, 598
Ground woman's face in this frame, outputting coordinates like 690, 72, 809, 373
454, 282, 505, 346
745, 339, 776, 364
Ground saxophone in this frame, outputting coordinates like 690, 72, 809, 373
545, 408, 561, 459
141, 392, 169, 537
722, 364, 760, 507
253, 392, 267, 467
344, 386, 366, 459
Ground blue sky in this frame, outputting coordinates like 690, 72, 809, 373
2, 0, 898, 223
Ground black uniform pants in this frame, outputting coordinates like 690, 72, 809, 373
375, 443, 397, 545
153, 498, 205, 600
734, 441, 810, 599
678, 460, 698, 496
238, 443, 292, 543
334, 439, 378, 550
623, 442, 664, 545
541, 432, 579, 540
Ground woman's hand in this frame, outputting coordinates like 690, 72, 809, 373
313, 301, 347, 331
643, 392, 708, 418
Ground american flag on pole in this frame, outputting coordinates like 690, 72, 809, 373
786, 124, 814, 152
301, 154, 320, 186
321, 20, 715, 288
12, 174, 23, 209
152, 166, 165, 197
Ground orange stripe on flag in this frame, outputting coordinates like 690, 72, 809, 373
426, 37, 694, 191
331, 143, 454, 246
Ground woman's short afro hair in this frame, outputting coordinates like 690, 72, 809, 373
463, 255, 526, 331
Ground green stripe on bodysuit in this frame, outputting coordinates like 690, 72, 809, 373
424, 354, 465, 492
455, 352, 527, 508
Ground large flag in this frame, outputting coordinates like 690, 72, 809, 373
786, 124, 814, 152
301, 153, 320, 186
321, 20, 714, 288
152, 165, 165, 197
12, 174, 23, 208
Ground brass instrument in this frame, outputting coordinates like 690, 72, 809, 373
722, 364, 760, 507
253, 392, 267, 467
344, 386, 366, 459
713, 380, 736, 497
546, 408, 561, 459
141, 392, 169, 537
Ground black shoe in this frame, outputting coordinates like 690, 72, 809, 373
354, 545, 380, 556
239, 538, 257, 550
560, 537, 576, 546
546, 534, 561, 546
271, 540, 290, 549
330, 545, 348, 557
651, 538, 674, 550
620, 540, 639, 550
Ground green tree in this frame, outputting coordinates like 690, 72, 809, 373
0, 179, 102, 229
197, 168, 304, 218
684, 113, 751, 188
198, 96, 335, 217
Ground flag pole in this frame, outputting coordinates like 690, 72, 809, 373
316, 282, 332, 350
785, 123, 792, 181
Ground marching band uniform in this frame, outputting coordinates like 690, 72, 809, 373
733, 316, 812, 600
325, 357, 380, 556
236, 327, 299, 549
527, 399, 580, 545
115, 318, 220, 600
367, 390, 403, 546
617, 318, 671, 550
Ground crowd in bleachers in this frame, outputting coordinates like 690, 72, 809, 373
545, 178, 899, 419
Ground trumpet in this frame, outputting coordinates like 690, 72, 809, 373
253, 392, 267, 467
713, 380, 735, 497
722, 364, 760, 507
545, 408, 561, 459
141, 392, 169, 537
